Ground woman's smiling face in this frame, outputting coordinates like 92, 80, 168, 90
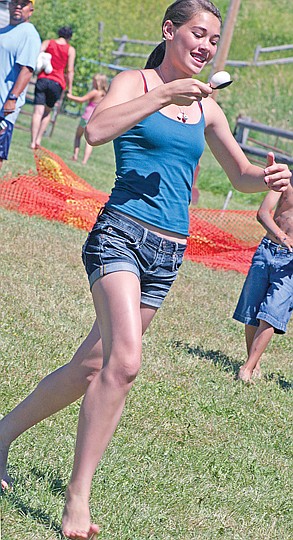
164, 11, 221, 76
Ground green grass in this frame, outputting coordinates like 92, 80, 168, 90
1, 115, 293, 539
0, 207, 292, 540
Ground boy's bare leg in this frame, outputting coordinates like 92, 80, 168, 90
245, 324, 257, 354
244, 324, 261, 378
238, 320, 274, 383
62, 274, 157, 539
0, 320, 102, 489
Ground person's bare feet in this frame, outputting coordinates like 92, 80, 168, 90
252, 367, 262, 380
0, 436, 13, 490
238, 366, 253, 384
62, 490, 99, 539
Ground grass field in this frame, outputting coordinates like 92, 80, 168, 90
1, 114, 292, 539
1, 0, 293, 534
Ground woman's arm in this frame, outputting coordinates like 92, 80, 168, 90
203, 97, 291, 193
66, 46, 76, 94
85, 70, 212, 146
40, 40, 50, 52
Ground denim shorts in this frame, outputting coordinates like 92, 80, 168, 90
0, 117, 13, 160
82, 207, 186, 308
233, 237, 293, 333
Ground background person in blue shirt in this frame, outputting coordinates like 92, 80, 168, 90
0, 0, 10, 29
0, 0, 40, 169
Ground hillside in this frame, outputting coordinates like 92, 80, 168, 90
29, 0, 293, 205
31, 0, 292, 130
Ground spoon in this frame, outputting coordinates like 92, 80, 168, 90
209, 71, 233, 89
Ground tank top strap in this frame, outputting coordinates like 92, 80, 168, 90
138, 70, 148, 93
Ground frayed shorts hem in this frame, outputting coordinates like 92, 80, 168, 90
233, 312, 286, 334
89, 264, 164, 308
89, 262, 139, 290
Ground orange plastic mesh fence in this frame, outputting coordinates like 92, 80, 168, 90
0, 147, 263, 274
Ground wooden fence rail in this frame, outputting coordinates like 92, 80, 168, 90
97, 37, 293, 71
234, 116, 293, 167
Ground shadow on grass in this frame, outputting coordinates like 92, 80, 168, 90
173, 340, 293, 391
2, 493, 64, 538
31, 467, 67, 496
173, 339, 241, 376
1, 468, 66, 538
264, 372, 292, 391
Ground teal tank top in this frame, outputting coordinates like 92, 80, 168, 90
107, 75, 206, 235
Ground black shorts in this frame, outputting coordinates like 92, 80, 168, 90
34, 78, 63, 108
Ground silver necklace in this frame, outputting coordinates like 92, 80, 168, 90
157, 66, 188, 123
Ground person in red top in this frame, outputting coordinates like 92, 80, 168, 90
31, 26, 75, 149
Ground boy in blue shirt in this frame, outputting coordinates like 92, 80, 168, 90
0, 0, 40, 168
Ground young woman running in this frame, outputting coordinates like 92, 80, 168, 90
1, 1, 291, 538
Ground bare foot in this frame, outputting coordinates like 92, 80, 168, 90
30, 143, 40, 150
62, 491, 99, 539
252, 367, 262, 380
238, 366, 253, 384
0, 441, 13, 490
71, 156, 78, 162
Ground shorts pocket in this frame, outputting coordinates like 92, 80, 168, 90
172, 250, 185, 272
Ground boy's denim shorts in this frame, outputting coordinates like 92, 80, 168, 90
233, 237, 293, 334
0, 118, 14, 160
82, 207, 186, 308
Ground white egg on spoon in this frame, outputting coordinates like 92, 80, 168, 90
209, 71, 233, 89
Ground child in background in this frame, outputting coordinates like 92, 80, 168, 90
233, 173, 293, 383
67, 73, 108, 165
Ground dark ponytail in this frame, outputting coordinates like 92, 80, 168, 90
145, 41, 166, 69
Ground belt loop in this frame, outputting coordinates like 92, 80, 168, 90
97, 205, 106, 218
142, 227, 148, 243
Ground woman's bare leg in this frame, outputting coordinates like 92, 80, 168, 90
0, 320, 103, 489
62, 272, 157, 539
34, 105, 52, 147
31, 104, 46, 148
238, 321, 274, 382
